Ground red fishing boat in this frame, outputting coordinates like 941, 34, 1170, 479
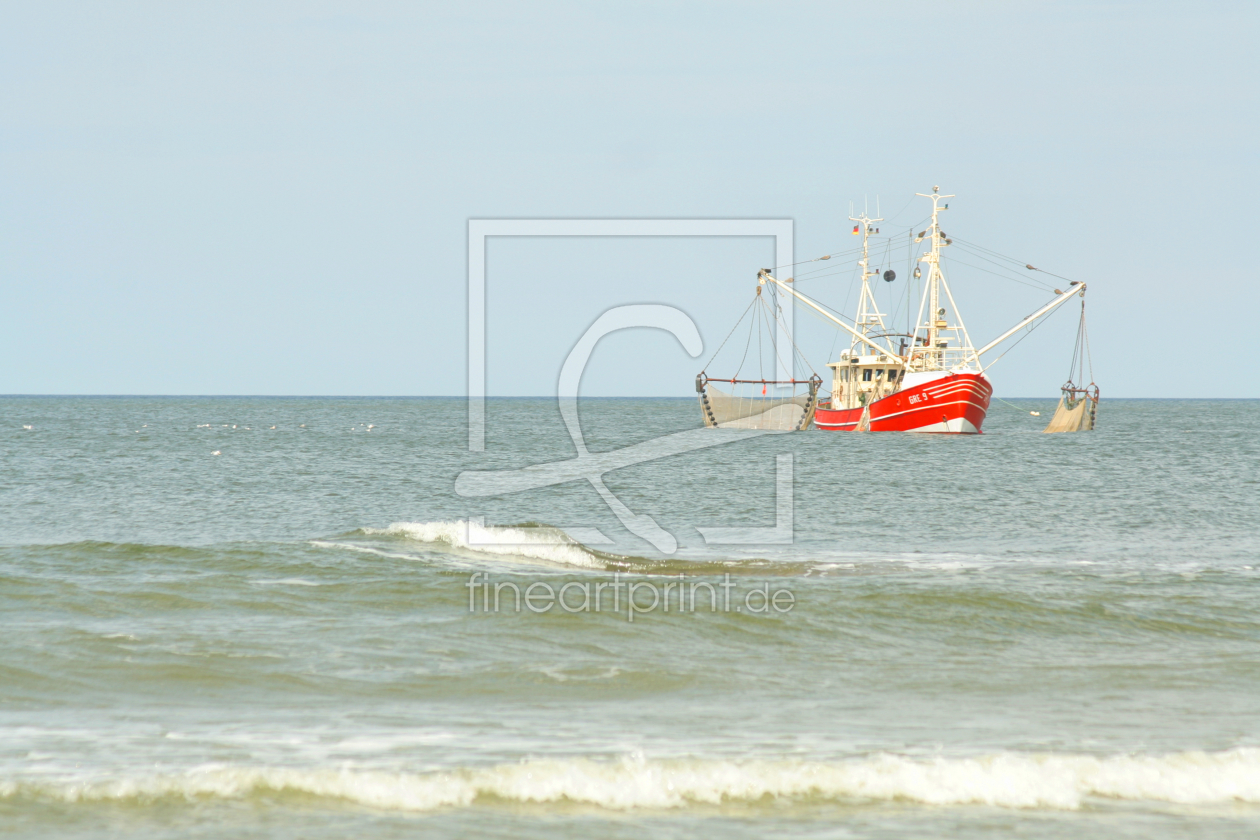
761, 187, 1085, 434
697, 187, 1092, 434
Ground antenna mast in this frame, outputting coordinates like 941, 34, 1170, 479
909, 186, 978, 371
848, 208, 891, 354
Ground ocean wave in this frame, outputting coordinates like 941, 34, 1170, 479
361, 520, 632, 571
343, 521, 1044, 577
330, 521, 1260, 582
6, 749, 1260, 812
348, 520, 823, 575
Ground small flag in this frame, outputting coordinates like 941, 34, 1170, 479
852, 225, 859, 235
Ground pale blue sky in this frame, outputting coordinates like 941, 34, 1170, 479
1, 1, 1255, 396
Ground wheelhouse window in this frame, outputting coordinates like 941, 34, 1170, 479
862, 369, 873, 382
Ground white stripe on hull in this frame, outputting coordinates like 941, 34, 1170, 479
870, 398, 987, 426
907, 416, 980, 434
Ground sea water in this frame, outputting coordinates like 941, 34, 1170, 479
1, 396, 1258, 838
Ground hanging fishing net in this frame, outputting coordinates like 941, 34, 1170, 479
696, 283, 822, 431
1043, 298, 1099, 433
696, 375, 820, 430
1043, 384, 1099, 432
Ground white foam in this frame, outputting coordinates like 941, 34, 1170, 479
6, 750, 1260, 812
252, 578, 323, 587
308, 541, 422, 562
366, 520, 611, 570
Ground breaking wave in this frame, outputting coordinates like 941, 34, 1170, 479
341, 521, 1083, 577
349, 520, 787, 575
7, 749, 1260, 812
361, 520, 627, 570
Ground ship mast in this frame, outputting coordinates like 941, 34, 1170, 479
909, 186, 978, 372
848, 206, 889, 355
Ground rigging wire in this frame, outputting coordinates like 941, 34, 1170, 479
756, 297, 766, 381
1066, 299, 1094, 385
906, 229, 918, 336
769, 215, 931, 273
949, 243, 1058, 291
946, 235, 1032, 267
841, 264, 862, 337
790, 283, 897, 359
702, 294, 759, 370
826, 294, 844, 360
732, 298, 758, 379
1029, 265, 1076, 284
769, 286, 812, 379
762, 291, 820, 379
705, 284, 821, 385
778, 215, 1072, 290
785, 263, 876, 285
878, 234, 902, 327
788, 246, 870, 279
1082, 303, 1094, 382
941, 255, 1063, 293
880, 193, 919, 224
771, 243, 867, 272
981, 310, 1053, 372
992, 394, 1042, 416
764, 288, 786, 377
948, 235, 1076, 285
771, 295, 821, 377
718, 214, 1082, 387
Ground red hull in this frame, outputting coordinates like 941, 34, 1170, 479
814, 372, 992, 434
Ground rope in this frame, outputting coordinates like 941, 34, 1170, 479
1027, 265, 1076, 285
946, 235, 1075, 289
769, 290, 790, 367
1067, 304, 1083, 383
982, 310, 1052, 372
705, 282, 820, 389
702, 294, 758, 370
766, 295, 820, 378
732, 302, 757, 379
992, 395, 1040, 416
780, 215, 930, 277
948, 242, 1058, 291
1082, 300, 1094, 382
756, 298, 765, 381
1065, 298, 1093, 386
759, 291, 818, 380
947, 253, 1059, 293
881, 194, 918, 224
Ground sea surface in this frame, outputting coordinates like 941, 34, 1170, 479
2, 396, 1259, 839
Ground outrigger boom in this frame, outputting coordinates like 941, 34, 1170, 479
973, 283, 1086, 361
700, 186, 1095, 435
761, 271, 1087, 372
758, 270, 893, 358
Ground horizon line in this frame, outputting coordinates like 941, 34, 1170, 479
2, 394, 1257, 401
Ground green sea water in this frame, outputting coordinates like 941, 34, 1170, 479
2, 396, 1259, 838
